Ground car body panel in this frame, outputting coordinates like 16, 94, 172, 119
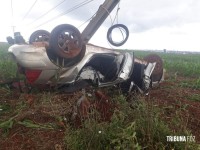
9, 43, 133, 85
8, 42, 162, 94
9, 44, 58, 70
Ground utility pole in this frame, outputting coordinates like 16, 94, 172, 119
81, 0, 120, 44
11, 26, 15, 37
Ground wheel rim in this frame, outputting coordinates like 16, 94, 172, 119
35, 34, 49, 42
57, 29, 82, 58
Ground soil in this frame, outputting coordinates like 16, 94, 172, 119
149, 79, 200, 143
0, 77, 200, 149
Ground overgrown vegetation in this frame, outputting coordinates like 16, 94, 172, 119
65, 95, 199, 150
0, 43, 200, 149
133, 50, 200, 78
0, 42, 17, 80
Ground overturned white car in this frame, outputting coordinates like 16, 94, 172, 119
8, 25, 163, 94
7, 0, 163, 93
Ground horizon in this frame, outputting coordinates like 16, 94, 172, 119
0, 0, 200, 52
1, 41, 200, 53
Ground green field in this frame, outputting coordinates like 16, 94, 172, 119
0, 43, 200, 150
135, 51, 200, 78
0, 43, 17, 80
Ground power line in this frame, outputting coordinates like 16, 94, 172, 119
34, 0, 94, 29
78, 1, 121, 30
10, 0, 15, 36
78, 12, 97, 28
28, 0, 67, 25
10, 0, 14, 21
22, 0, 38, 21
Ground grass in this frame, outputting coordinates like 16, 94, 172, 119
163, 54, 200, 78
0, 43, 17, 80
65, 95, 199, 150
178, 78, 200, 90
132, 50, 200, 78
0, 43, 200, 149
186, 94, 200, 102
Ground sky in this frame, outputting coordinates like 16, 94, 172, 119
0, 0, 200, 51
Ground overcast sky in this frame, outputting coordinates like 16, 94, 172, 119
1, 0, 200, 51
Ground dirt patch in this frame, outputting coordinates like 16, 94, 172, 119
149, 80, 200, 143
0, 125, 65, 150
0, 90, 81, 150
0, 88, 116, 150
0, 77, 200, 149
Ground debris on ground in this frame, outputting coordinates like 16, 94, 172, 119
0, 77, 200, 149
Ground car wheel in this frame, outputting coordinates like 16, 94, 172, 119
29, 30, 50, 44
46, 44, 86, 67
49, 24, 83, 59
144, 54, 163, 82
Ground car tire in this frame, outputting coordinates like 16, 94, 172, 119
29, 30, 50, 44
49, 24, 83, 59
46, 44, 86, 67
107, 24, 129, 47
144, 54, 163, 82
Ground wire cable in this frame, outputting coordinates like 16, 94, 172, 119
10, 0, 15, 35
78, 12, 97, 28
34, 0, 95, 29
100, 5, 113, 25
106, 1, 127, 47
21, 0, 38, 21
78, 0, 120, 29
28, 0, 67, 25
10, 0, 14, 22
112, 1, 120, 25
112, 2, 125, 40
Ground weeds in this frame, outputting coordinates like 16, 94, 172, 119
0, 118, 14, 137
0, 43, 17, 80
18, 119, 54, 129
65, 94, 199, 150
179, 78, 200, 90
131, 50, 200, 78
186, 94, 200, 102
0, 104, 11, 117
65, 114, 141, 150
